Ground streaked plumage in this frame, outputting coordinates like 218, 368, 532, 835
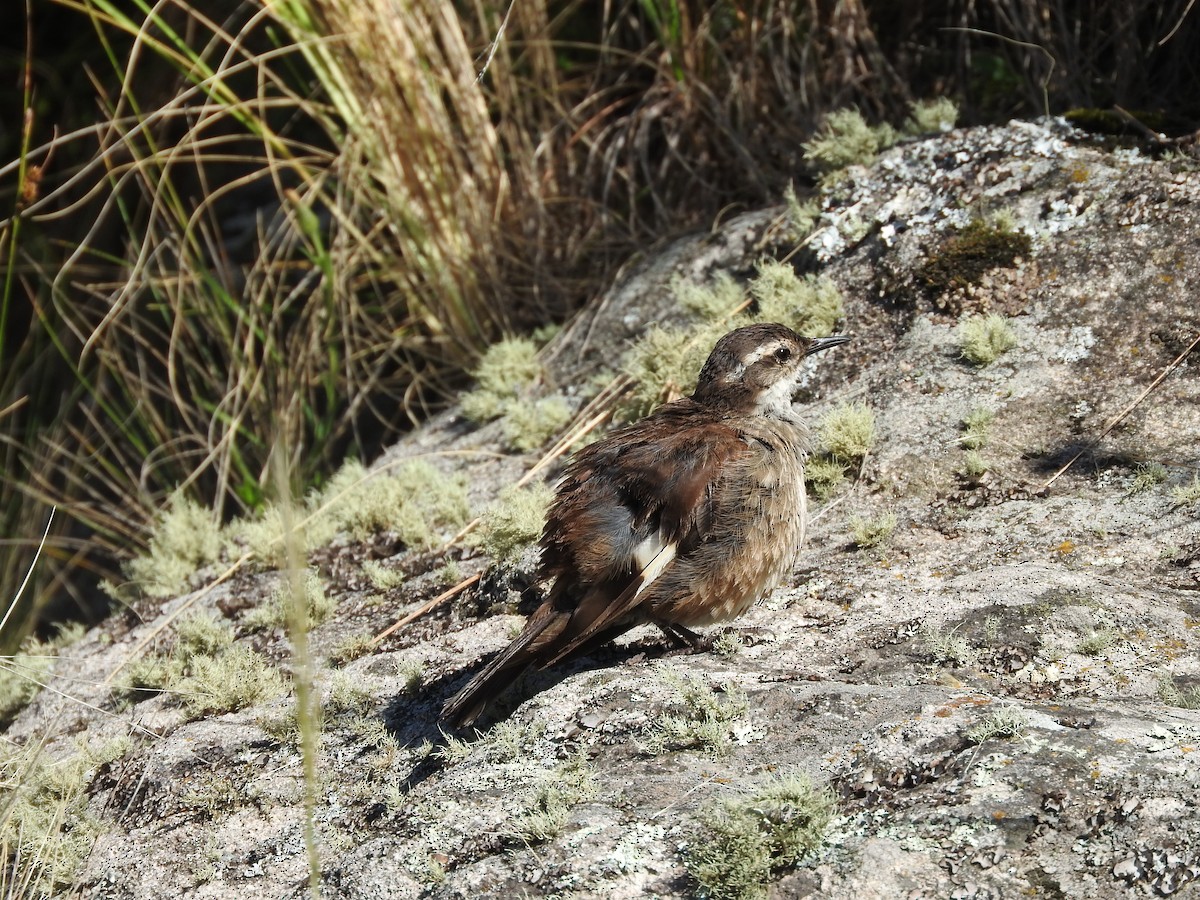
441, 323, 849, 727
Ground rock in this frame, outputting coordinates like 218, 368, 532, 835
6, 118, 1200, 899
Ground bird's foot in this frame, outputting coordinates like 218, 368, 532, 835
654, 622, 712, 654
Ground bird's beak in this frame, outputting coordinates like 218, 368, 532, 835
805, 334, 851, 356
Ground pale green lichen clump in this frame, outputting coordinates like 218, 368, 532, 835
242, 571, 334, 632
461, 337, 571, 452
619, 322, 731, 421
643, 666, 750, 756
802, 107, 898, 175
0, 623, 85, 726
819, 402, 876, 463
964, 706, 1028, 744
802, 99, 957, 183
905, 97, 959, 134
460, 337, 542, 423
0, 735, 132, 895
851, 511, 896, 549
1171, 474, 1200, 506
686, 772, 836, 900
676, 270, 746, 321
121, 612, 285, 716
236, 459, 470, 566
621, 260, 846, 422
804, 455, 848, 501
958, 313, 1017, 365
506, 752, 597, 845
125, 492, 223, 597
961, 407, 994, 449
473, 481, 554, 561
804, 403, 876, 501
750, 260, 844, 337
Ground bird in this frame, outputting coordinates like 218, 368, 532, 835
441, 322, 850, 727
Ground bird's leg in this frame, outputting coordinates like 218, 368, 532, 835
654, 621, 712, 653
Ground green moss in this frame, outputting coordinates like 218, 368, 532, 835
686, 772, 835, 900
904, 97, 959, 135
749, 260, 844, 337
473, 481, 554, 562
507, 752, 596, 845
501, 394, 571, 452
361, 559, 404, 591
0, 625, 83, 727
850, 512, 896, 549
961, 407, 995, 450
958, 313, 1017, 366
328, 632, 376, 667
919, 219, 1032, 298
783, 182, 820, 242
125, 492, 223, 598
1064, 107, 1170, 135
961, 450, 989, 478
964, 705, 1027, 743
801, 107, 898, 175
1129, 462, 1168, 494
1, 736, 131, 896
643, 666, 750, 756
675, 271, 746, 321
243, 571, 334, 632
1076, 628, 1117, 656
804, 455, 848, 501
1171, 474, 1200, 506
460, 337, 542, 424
818, 402, 876, 463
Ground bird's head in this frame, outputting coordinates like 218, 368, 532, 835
692, 323, 850, 419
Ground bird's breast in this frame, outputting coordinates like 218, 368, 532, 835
648, 419, 810, 626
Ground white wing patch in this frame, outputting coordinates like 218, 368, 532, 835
632, 534, 677, 598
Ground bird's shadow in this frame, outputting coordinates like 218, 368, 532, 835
380, 636, 668, 796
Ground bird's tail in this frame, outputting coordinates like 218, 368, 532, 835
439, 604, 566, 728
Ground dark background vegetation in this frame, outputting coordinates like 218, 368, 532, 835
1, 0, 1198, 647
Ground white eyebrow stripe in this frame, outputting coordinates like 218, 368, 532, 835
743, 340, 792, 367
632, 534, 677, 598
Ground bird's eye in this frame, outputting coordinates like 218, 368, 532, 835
774, 346, 793, 364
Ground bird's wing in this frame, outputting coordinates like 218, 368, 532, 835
536, 405, 751, 667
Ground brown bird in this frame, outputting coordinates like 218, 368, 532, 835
441, 323, 849, 727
